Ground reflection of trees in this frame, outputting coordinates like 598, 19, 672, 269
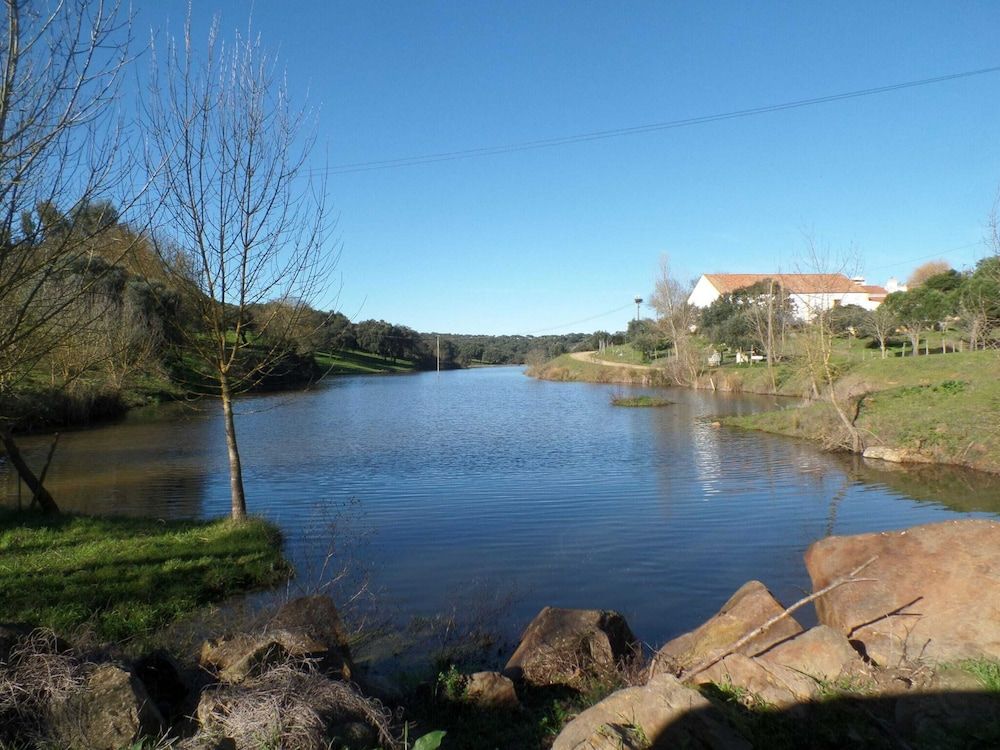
2, 411, 213, 518
849, 459, 1000, 515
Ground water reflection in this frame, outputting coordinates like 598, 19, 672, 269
2, 403, 216, 518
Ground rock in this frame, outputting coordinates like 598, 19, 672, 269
692, 653, 817, 708
201, 632, 294, 683
552, 673, 750, 750
51, 664, 163, 750
651, 581, 803, 676
862, 446, 934, 464
269, 595, 355, 679
200, 628, 341, 683
758, 625, 863, 681
805, 519, 1000, 666
465, 671, 519, 710
503, 607, 638, 687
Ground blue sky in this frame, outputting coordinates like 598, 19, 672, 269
135, 2, 1000, 335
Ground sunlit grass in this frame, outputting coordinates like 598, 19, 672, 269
0, 509, 289, 642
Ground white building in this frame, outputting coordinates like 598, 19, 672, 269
687, 273, 891, 320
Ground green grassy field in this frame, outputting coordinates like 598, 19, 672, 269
0, 510, 289, 642
728, 350, 1000, 473
315, 349, 419, 374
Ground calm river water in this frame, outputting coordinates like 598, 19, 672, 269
5, 366, 1000, 648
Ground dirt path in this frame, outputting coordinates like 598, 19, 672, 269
569, 350, 655, 370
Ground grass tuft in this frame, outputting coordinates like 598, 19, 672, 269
610, 395, 674, 408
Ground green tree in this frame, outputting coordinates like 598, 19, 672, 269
882, 287, 948, 355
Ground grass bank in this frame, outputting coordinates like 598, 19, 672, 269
315, 349, 420, 375
526, 352, 671, 386
727, 350, 1000, 473
0, 510, 289, 642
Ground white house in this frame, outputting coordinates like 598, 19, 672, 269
687, 273, 891, 320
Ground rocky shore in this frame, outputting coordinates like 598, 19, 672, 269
2, 519, 999, 748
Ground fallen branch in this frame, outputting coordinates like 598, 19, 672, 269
678, 555, 878, 683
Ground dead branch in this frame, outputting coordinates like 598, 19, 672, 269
679, 555, 878, 682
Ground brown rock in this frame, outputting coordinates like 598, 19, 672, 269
202, 632, 293, 683
201, 628, 345, 683
269, 595, 354, 679
503, 607, 637, 687
465, 671, 520, 710
758, 625, 862, 681
862, 446, 934, 465
552, 673, 750, 750
805, 519, 1000, 666
651, 581, 803, 676
692, 653, 817, 708
51, 664, 163, 750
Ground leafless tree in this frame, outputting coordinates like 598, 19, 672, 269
796, 238, 866, 453
0, 1, 139, 513
865, 304, 898, 359
649, 255, 701, 384
145, 16, 336, 520
906, 259, 952, 289
742, 277, 791, 390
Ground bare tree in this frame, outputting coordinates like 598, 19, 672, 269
907, 260, 952, 288
649, 256, 700, 384
796, 238, 865, 453
864, 304, 898, 359
0, 1, 138, 513
145, 16, 336, 520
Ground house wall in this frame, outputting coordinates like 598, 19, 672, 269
791, 291, 876, 318
687, 275, 721, 307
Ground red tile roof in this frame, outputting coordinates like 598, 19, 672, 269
704, 273, 860, 294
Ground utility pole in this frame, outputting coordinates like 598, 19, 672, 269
436, 335, 441, 372
634, 296, 643, 322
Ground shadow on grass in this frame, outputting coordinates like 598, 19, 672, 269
404, 681, 1000, 749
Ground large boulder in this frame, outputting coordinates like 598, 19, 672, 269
651, 581, 803, 676
758, 625, 863, 682
805, 519, 1000, 666
50, 664, 163, 750
552, 673, 750, 750
503, 607, 637, 687
691, 653, 817, 708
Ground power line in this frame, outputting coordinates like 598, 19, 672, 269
521, 303, 634, 335
317, 65, 1000, 175
867, 241, 983, 271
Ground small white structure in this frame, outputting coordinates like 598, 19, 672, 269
687, 273, 890, 320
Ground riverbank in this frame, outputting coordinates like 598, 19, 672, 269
0, 509, 289, 643
530, 348, 1000, 474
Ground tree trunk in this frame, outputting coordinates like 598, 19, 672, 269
219, 373, 247, 521
0, 430, 60, 514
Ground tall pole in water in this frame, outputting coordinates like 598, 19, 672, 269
436, 335, 440, 372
